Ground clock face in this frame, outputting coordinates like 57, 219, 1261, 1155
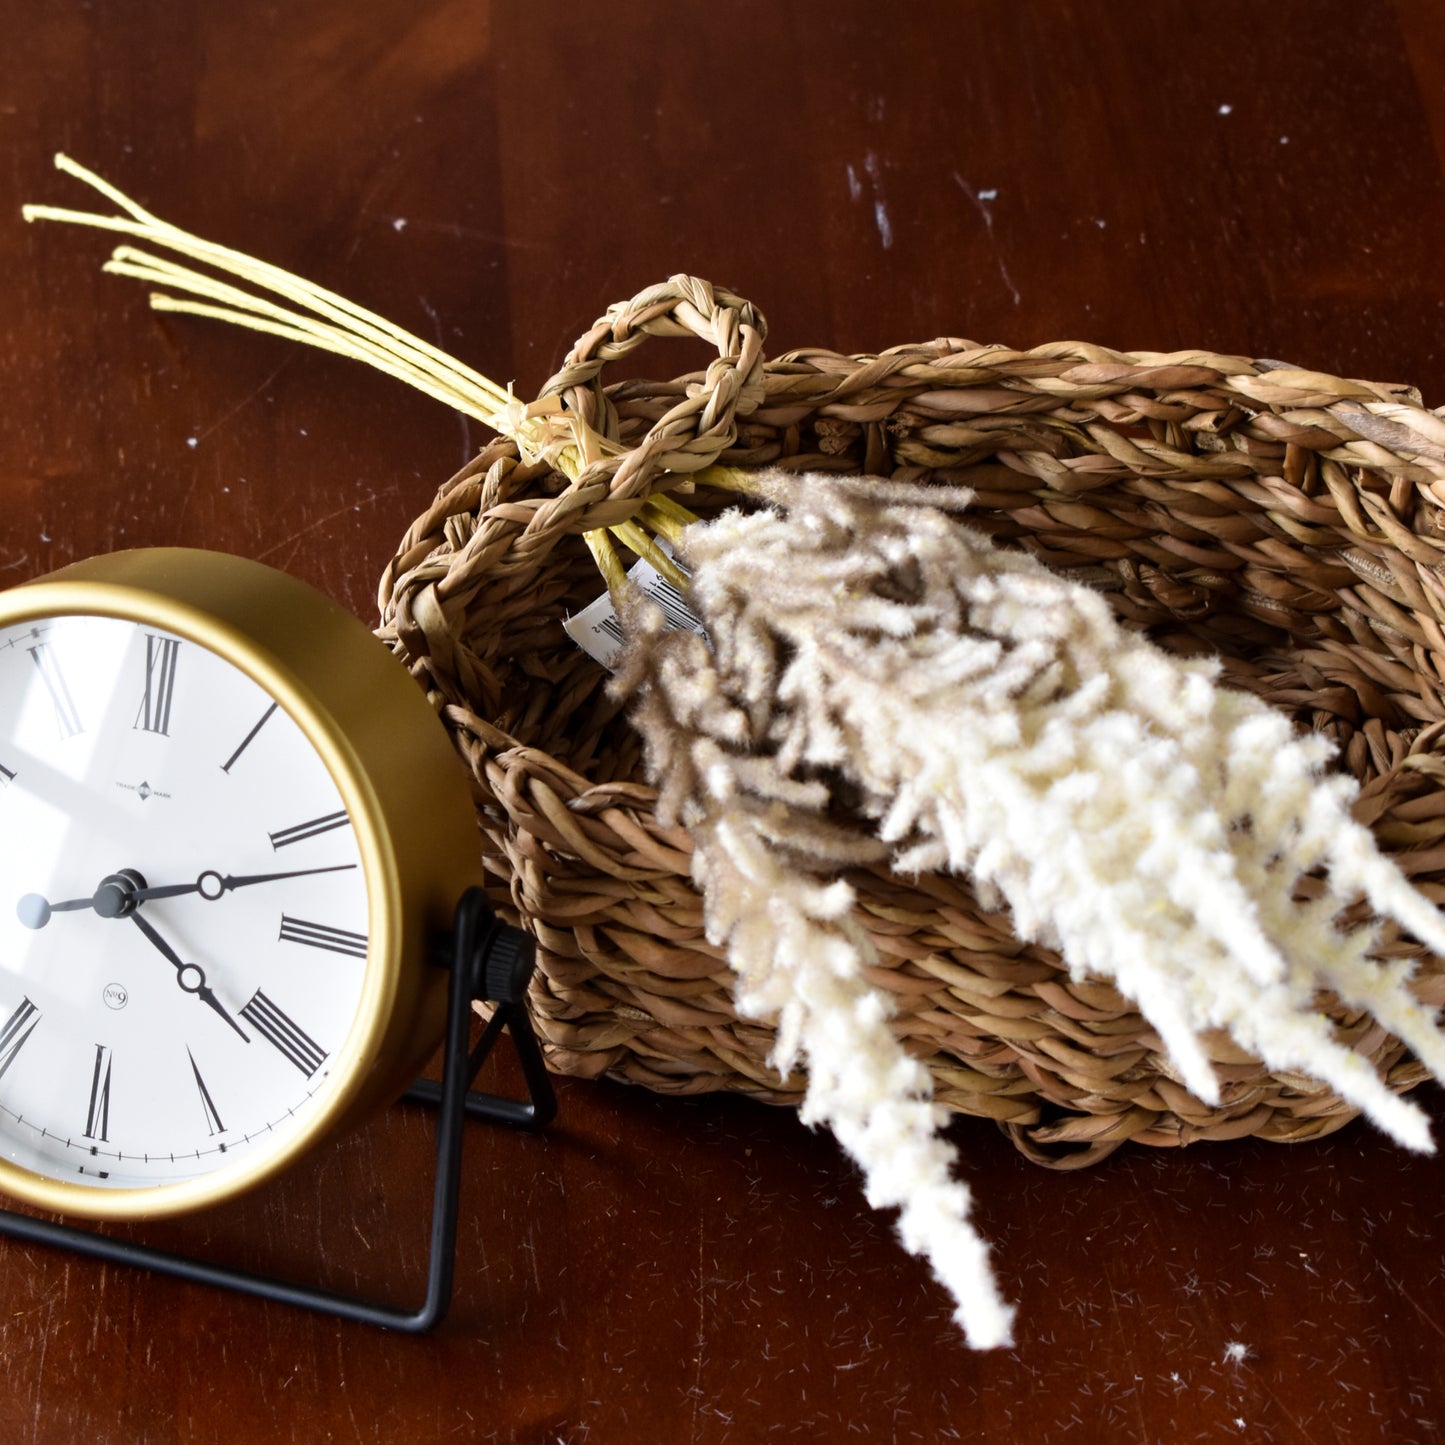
0, 612, 371, 1191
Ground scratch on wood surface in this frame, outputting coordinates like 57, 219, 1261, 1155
951, 170, 1021, 306
30, 1308, 52, 1441
85, 1263, 105, 1351
1098, 1263, 1150, 1445
419, 293, 474, 465
863, 151, 893, 250
360, 212, 544, 249
522, 1227, 542, 1296
1258, 1378, 1318, 1445
688, 1221, 706, 1444
336, 1333, 362, 1442
1372, 1258, 1445, 1342
190, 354, 299, 447
255, 489, 392, 568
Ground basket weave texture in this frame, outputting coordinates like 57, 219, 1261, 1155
377, 275, 1445, 1168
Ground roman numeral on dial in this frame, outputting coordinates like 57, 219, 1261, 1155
221, 702, 277, 774
269, 811, 350, 850
27, 643, 82, 738
135, 634, 181, 735
0, 762, 14, 788
279, 914, 368, 959
84, 1044, 113, 1143
239, 991, 327, 1077
188, 1048, 225, 1135
0, 997, 39, 1081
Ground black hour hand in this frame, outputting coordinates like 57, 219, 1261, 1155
128, 911, 249, 1043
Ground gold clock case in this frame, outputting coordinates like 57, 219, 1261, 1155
0, 548, 480, 1220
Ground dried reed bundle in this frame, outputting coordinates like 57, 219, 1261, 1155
613, 469, 1445, 1345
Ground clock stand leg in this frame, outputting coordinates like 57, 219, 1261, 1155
0, 886, 556, 1332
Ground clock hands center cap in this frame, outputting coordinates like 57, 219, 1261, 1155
93, 868, 147, 919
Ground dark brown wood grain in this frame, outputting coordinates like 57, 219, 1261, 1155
4, 2, 1445, 1440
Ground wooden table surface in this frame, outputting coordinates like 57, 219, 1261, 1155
5, 2, 1445, 1441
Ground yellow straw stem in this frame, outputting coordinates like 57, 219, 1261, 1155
24, 158, 516, 423
609, 521, 690, 593
689, 464, 764, 495
637, 493, 701, 545
24, 154, 744, 597
582, 529, 629, 597
109, 247, 491, 410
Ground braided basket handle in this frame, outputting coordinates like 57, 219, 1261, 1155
534, 275, 768, 521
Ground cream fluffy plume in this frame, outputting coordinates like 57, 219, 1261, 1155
610, 470, 1445, 1349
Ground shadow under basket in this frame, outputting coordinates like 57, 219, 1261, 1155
376, 275, 1445, 1169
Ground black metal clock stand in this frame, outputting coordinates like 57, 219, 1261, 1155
0, 887, 557, 1331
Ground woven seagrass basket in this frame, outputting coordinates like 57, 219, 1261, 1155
376, 275, 1445, 1168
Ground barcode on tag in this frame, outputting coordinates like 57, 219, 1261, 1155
564, 554, 708, 671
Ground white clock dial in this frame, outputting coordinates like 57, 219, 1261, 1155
0, 613, 371, 1189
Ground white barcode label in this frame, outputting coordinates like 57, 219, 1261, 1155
564, 552, 708, 671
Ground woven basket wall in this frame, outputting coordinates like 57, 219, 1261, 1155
376, 275, 1445, 1168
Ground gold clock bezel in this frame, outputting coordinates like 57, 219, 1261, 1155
0, 548, 479, 1220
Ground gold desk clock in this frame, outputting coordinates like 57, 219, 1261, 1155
0, 547, 553, 1328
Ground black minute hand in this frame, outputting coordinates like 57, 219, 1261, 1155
128, 864, 357, 904
18, 864, 357, 930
